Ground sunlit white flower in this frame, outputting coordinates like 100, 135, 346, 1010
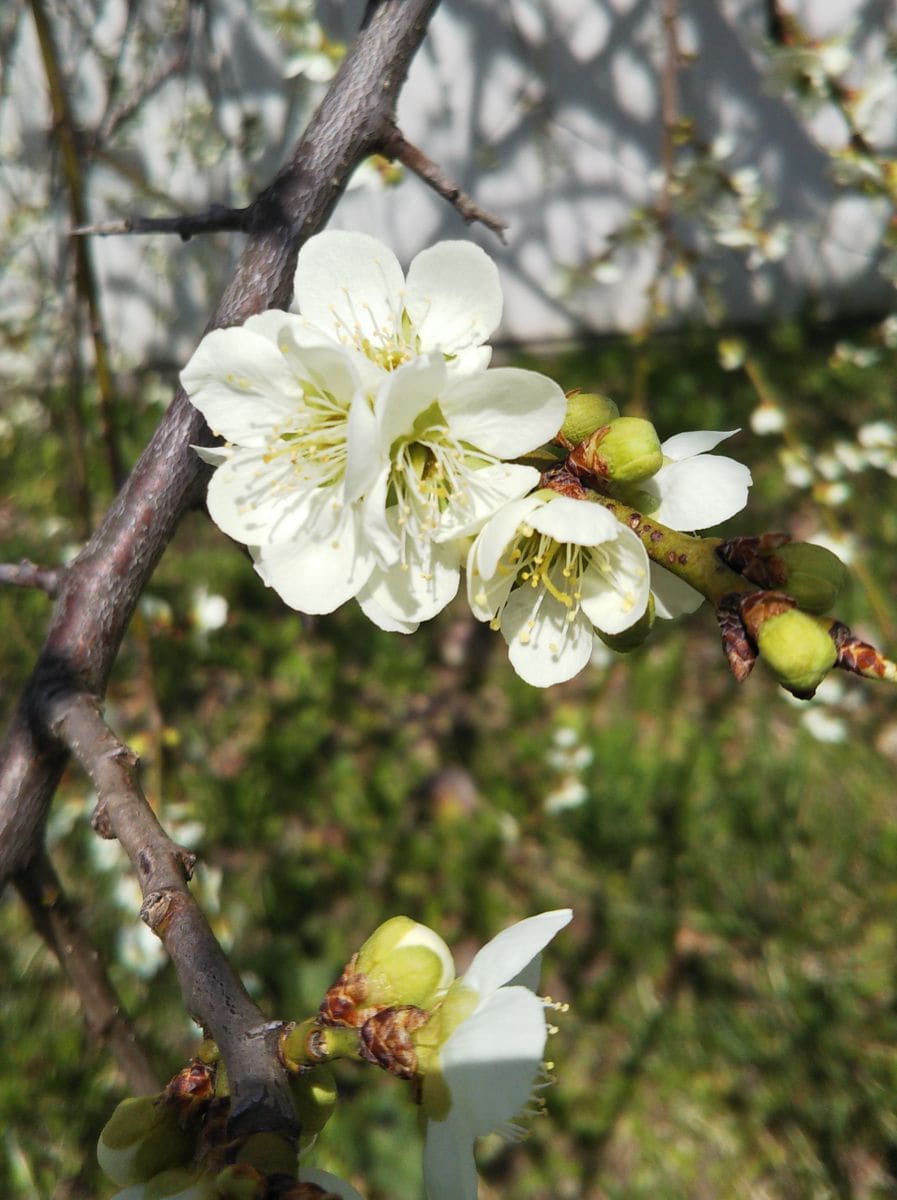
291, 230, 504, 379
627, 430, 752, 620
750, 403, 786, 436
348, 357, 565, 631
467, 493, 650, 686
417, 911, 573, 1200
182, 312, 374, 614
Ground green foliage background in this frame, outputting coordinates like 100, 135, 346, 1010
2, 321, 897, 1199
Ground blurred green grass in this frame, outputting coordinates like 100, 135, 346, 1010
2, 320, 897, 1199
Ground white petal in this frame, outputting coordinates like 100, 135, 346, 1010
503, 586, 594, 687
405, 241, 502, 362
253, 505, 373, 613
180, 327, 303, 446
294, 231, 405, 350
344, 395, 385, 503
527, 496, 619, 546
469, 495, 544, 582
206, 448, 321, 544
356, 540, 461, 626
434, 463, 539, 542
579, 529, 650, 634
423, 1117, 478, 1200
439, 986, 548, 1135
661, 429, 739, 460
463, 911, 572, 997
298, 1168, 367, 1200
466, 523, 522, 624
276, 335, 360, 405
647, 456, 752, 530
376, 356, 448, 450
650, 562, 705, 618
441, 368, 566, 459
357, 589, 419, 634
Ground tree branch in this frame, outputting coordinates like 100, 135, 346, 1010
0, 0, 442, 1141
14, 846, 160, 1096
381, 125, 509, 241
0, 560, 62, 596
46, 691, 290, 1136
72, 205, 252, 241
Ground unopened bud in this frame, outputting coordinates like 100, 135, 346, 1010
596, 593, 655, 652
214, 1164, 266, 1200
97, 1096, 194, 1187
560, 392, 619, 445
235, 1132, 298, 1178
569, 417, 663, 484
358, 916, 455, 1009
756, 608, 838, 698
774, 542, 847, 613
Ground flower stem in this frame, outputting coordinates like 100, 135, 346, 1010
588, 493, 748, 603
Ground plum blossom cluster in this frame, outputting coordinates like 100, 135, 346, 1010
182, 231, 752, 686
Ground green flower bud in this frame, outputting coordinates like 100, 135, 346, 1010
355, 916, 455, 1010
235, 1132, 298, 1178
560, 392, 619, 445
214, 1164, 267, 1200
596, 593, 655, 652
97, 1096, 194, 1187
774, 542, 848, 614
291, 1064, 338, 1140
570, 417, 663, 484
757, 609, 838, 697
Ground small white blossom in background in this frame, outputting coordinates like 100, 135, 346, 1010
415, 911, 572, 1200
544, 725, 593, 814
467, 494, 650, 686
807, 529, 858, 566
191, 586, 228, 636
779, 446, 814, 489
750, 402, 786, 436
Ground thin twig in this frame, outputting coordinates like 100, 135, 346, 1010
72, 205, 252, 241
0, 560, 63, 596
381, 125, 509, 242
30, 0, 125, 490
15, 847, 160, 1095
48, 690, 293, 1137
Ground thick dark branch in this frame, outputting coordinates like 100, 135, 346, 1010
381, 125, 509, 242
15, 847, 160, 1096
72, 205, 252, 241
0, 560, 62, 596
47, 692, 290, 1135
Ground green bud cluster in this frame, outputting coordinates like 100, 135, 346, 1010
569, 415, 664, 486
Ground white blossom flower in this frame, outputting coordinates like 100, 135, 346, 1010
181, 311, 375, 615
291, 230, 504, 379
629, 430, 752, 620
349, 357, 566, 632
417, 910, 573, 1200
467, 493, 650, 686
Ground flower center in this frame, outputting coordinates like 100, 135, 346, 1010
263, 387, 349, 490
389, 407, 491, 562
331, 304, 420, 372
490, 524, 620, 646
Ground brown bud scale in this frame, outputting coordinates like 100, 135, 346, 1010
359, 1005, 430, 1079
715, 594, 757, 682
